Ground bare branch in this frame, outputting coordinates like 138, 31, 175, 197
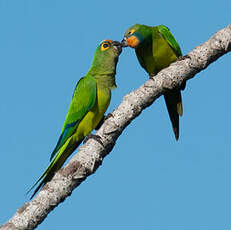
1, 24, 231, 230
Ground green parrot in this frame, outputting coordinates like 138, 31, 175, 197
122, 24, 184, 140
28, 40, 122, 198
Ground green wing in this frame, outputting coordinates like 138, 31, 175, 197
157, 25, 182, 57
27, 75, 97, 198
50, 75, 97, 161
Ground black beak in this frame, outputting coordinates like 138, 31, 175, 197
112, 41, 122, 54
121, 38, 128, 47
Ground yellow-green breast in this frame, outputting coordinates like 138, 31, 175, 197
74, 84, 111, 141
152, 28, 178, 72
136, 28, 178, 76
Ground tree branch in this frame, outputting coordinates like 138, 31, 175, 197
1, 24, 231, 230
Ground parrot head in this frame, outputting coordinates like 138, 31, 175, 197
121, 24, 152, 48
96, 39, 122, 58
88, 39, 122, 76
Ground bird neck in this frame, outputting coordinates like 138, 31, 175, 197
87, 55, 118, 77
93, 74, 117, 89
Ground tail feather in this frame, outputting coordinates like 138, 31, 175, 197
27, 153, 60, 199
164, 90, 183, 140
27, 138, 81, 199
29, 179, 46, 200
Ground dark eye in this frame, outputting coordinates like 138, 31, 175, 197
101, 42, 110, 51
128, 31, 131, 35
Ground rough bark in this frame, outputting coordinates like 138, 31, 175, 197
1, 24, 231, 230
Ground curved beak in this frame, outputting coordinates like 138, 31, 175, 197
112, 41, 122, 54
121, 38, 128, 47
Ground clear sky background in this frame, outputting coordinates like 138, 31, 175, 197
0, 0, 230, 229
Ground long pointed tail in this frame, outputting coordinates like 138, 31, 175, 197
27, 155, 60, 199
27, 138, 81, 199
164, 89, 183, 140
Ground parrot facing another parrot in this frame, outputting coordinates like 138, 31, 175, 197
28, 40, 122, 199
122, 24, 185, 140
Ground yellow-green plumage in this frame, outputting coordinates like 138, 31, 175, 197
28, 40, 122, 198
123, 24, 184, 140
74, 80, 112, 140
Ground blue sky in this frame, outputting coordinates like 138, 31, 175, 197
0, 0, 231, 229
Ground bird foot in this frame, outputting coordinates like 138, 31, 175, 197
104, 113, 113, 120
180, 80, 186, 90
177, 56, 189, 90
178, 54, 191, 61
95, 113, 114, 130
83, 134, 104, 147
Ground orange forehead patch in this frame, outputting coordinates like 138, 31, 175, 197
127, 36, 139, 48
102, 39, 113, 44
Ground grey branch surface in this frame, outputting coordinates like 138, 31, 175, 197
1, 24, 231, 230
